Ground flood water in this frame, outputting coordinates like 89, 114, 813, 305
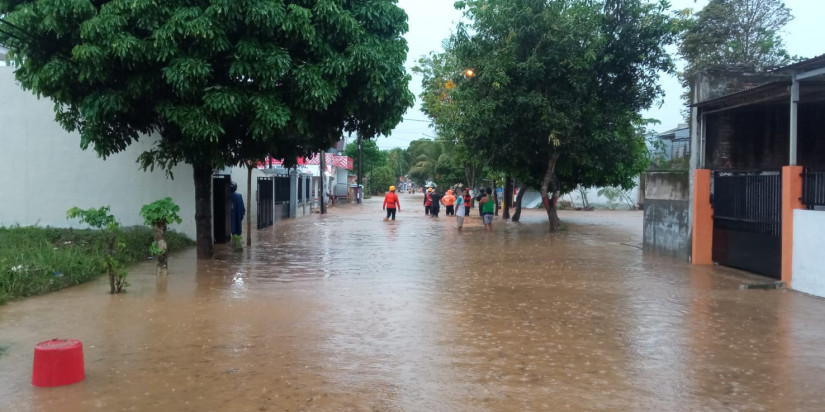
2, 192, 825, 411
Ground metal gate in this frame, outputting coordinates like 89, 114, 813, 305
257, 176, 274, 229
274, 175, 290, 220
711, 170, 782, 279
802, 168, 825, 210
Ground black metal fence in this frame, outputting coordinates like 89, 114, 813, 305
712, 170, 782, 237
257, 177, 274, 229
274, 175, 290, 203
802, 168, 825, 210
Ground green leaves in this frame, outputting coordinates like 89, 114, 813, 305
140, 197, 183, 226
679, 0, 795, 96
162, 57, 212, 97
66, 206, 119, 232
2, 0, 412, 175
418, 0, 675, 194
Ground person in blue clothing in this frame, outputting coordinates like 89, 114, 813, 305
230, 182, 245, 236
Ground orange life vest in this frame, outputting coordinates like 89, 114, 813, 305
384, 192, 400, 209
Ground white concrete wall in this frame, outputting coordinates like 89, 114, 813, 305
0, 68, 197, 239
792, 210, 825, 298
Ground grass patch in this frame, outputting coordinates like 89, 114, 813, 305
0, 226, 194, 304
0, 345, 7, 358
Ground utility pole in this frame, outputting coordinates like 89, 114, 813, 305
319, 150, 327, 214
357, 134, 363, 192
246, 161, 253, 246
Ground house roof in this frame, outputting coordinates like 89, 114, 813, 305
693, 54, 825, 110
657, 125, 688, 135
691, 81, 791, 109
770, 53, 825, 75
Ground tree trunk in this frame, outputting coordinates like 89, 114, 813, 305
357, 135, 363, 188
502, 176, 512, 219
512, 183, 527, 222
246, 163, 253, 247
107, 236, 116, 294
541, 153, 561, 231
153, 222, 168, 276
193, 164, 214, 259
637, 172, 645, 210
320, 151, 327, 214
493, 179, 499, 216
464, 161, 476, 191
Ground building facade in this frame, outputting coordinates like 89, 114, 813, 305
689, 55, 825, 297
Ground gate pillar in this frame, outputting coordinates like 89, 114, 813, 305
782, 166, 804, 286
692, 169, 713, 265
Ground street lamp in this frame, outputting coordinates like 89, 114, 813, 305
441, 68, 475, 100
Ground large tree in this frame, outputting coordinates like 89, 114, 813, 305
436, 0, 677, 231
679, 0, 795, 97
0, 0, 412, 257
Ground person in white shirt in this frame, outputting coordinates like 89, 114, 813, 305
455, 189, 466, 232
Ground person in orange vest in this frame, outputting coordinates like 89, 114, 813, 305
383, 185, 401, 221
442, 189, 456, 216
423, 187, 433, 216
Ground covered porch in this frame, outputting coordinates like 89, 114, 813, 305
691, 55, 825, 296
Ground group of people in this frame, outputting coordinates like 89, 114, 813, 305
424, 186, 496, 231
380, 185, 494, 232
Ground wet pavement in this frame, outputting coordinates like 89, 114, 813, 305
1, 192, 825, 411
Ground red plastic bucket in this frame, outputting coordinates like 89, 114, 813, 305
32, 339, 85, 387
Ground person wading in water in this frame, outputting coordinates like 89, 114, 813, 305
383, 185, 401, 221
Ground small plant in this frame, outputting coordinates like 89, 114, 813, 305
66, 206, 128, 293
140, 198, 182, 276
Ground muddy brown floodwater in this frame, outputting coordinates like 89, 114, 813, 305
2, 192, 825, 411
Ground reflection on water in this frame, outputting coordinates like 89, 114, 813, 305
2, 193, 825, 411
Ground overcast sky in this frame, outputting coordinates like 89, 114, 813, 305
376, 0, 824, 150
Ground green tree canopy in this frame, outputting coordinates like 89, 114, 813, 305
345, 138, 384, 177
679, 0, 795, 98
0, 0, 413, 256
439, 0, 677, 230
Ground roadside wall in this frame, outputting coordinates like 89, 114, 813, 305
792, 210, 825, 297
643, 171, 691, 260
0, 68, 197, 239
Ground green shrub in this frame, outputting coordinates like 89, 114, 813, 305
0, 226, 193, 304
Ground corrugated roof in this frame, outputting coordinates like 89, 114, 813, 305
692, 54, 825, 108
691, 81, 790, 108
656, 126, 688, 136
770, 53, 825, 74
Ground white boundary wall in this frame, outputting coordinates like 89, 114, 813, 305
0, 68, 197, 239
792, 210, 825, 298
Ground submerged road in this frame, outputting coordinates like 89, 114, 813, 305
1, 192, 824, 411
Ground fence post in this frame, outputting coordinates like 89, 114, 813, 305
782, 166, 804, 286
692, 169, 713, 265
